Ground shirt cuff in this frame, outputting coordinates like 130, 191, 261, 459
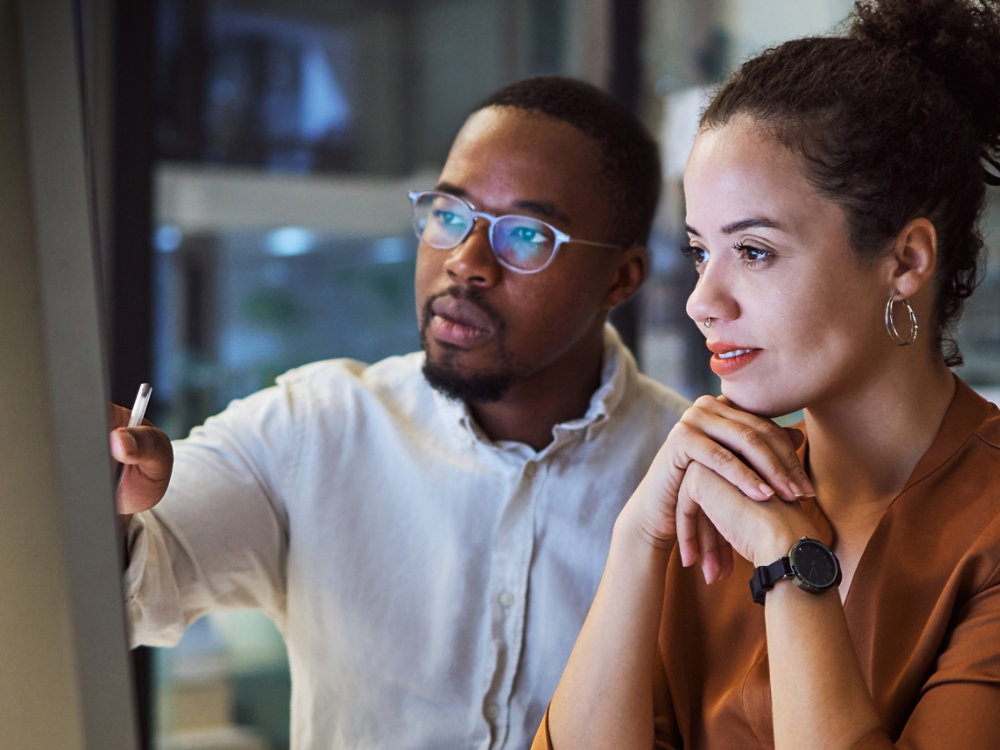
122, 514, 148, 603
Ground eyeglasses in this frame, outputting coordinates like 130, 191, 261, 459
407, 190, 621, 274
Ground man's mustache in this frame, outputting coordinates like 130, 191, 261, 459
421, 286, 505, 334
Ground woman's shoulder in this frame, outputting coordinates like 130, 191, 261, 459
954, 379, 1000, 450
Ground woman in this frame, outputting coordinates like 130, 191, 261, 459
534, 0, 1000, 747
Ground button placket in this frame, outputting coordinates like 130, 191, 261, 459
479, 456, 541, 747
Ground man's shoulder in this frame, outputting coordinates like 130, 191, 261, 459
631, 370, 691, 411
615, 366, 691, 429
593, 369, 689, 449
277, 351, 424, 390
267, 352, 433, 417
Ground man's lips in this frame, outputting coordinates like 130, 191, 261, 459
428, 297, 496, 347
706, 341, 762, 376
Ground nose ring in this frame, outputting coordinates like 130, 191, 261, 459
703, 317, 713, 328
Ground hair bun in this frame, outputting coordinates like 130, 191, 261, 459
851, 0, 1000, 162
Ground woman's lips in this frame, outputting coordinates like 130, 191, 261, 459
706, 341, 762, 376
429, 298, 495, 348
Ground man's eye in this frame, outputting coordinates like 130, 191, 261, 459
433, 210, 465, 227
510, 225, 546, 244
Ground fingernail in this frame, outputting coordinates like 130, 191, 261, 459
703, 559, 718, 585
794, 479, 816, 498
121, 432, 138, 456
757, 483, 775, 500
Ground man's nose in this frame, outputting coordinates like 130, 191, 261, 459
443, 220, 501, 287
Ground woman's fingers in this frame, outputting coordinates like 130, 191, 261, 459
675, 396, 814, 501
675, 472, 734, 583
697, 511, 733, 584
678, 461, 819, 570
627, 395, 814, 559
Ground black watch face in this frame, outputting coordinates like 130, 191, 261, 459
789, 539, 841, 589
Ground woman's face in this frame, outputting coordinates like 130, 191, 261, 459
683, 117, 891, 417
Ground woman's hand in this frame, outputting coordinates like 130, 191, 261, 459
622, 395, 815, 581
676, 462, 818, 572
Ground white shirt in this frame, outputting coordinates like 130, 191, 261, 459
126, 325, 689, 749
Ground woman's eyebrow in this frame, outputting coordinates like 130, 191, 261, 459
721, 217, 783, 234
684, 218, 784, 236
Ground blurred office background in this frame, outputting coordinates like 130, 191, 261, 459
86, 1, 1000, 748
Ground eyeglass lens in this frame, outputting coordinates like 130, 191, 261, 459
411, 192, 557, 272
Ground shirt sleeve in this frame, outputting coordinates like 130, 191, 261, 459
124, 382, 298, 646
881, 570, 1000, 749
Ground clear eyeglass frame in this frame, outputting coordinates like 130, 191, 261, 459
407, 190, 622, 274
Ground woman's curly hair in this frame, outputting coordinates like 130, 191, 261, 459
701, 0, 1000, 365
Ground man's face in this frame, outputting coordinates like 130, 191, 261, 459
414, 106, 632, 404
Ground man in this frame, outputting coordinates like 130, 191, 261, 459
112, 75, 689, 749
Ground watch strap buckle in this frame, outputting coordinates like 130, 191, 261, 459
749, 556, 792, 605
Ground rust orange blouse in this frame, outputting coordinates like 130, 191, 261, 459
534, 378, 1000, 749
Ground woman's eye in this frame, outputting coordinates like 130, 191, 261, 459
732, 241, 773, 266
681, 244, 709, 266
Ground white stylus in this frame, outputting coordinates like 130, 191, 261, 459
126, 382, 152, 428
117, 383, 152, 488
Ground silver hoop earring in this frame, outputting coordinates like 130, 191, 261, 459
884, 291, 918, 346
703, 317, 712, 329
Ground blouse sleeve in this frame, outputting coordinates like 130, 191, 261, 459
891, 574, 1000, 749
859, 566, 1000, 749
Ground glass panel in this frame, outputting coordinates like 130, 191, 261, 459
145, 2, 1000, 747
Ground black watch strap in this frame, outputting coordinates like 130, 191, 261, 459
749, 556, 792, 605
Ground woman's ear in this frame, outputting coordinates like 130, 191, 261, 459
885, 217, 937, 298
602, 244, 649, 310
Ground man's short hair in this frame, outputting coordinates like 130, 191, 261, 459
475, 75, 662, 247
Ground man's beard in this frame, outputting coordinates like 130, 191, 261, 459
419, 288, 515, 403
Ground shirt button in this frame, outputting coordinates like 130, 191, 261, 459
524, 462, 537, 478
485, 703, 500, 720
498, 590, 515, 608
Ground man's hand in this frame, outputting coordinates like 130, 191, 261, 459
108, 403, 173, 515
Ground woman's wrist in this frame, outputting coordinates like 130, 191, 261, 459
752, 524, 820, 567
615, 500, 675, 556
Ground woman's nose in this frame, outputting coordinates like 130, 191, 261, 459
685, 262, 737, 327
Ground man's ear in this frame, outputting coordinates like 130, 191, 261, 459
884, 217, 937, 298
602, 244, 648, 310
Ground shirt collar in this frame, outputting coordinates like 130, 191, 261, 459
901, 375, 997, 491
429, 323, 636, 451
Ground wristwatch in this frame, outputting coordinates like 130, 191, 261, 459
749, 537, 842, 605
